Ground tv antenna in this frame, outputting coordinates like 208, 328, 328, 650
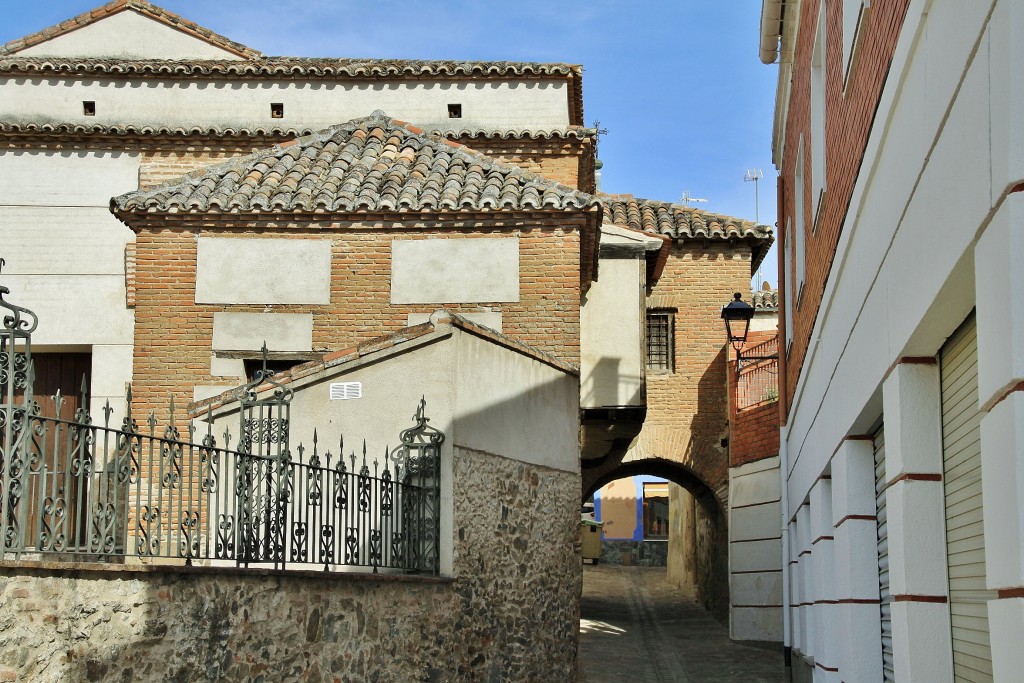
679, 190, 708, 207
743, 169, 763, 224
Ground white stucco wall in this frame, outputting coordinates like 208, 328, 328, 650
580, 226, 658, 409
14, 11, 245, 60
729, 456, 783, 642
782, 0, 1024, 677
0, 77, 571, 132
453, 328, 579, 474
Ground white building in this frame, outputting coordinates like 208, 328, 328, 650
762, 0, 1024, 680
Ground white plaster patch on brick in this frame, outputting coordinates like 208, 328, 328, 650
196, 238, 331, 305
390, 238, 519, 304
210, 355, 245, 379
211, 312, 313, 352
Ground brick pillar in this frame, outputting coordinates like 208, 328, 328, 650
882, 361, 954, 682
831, 437, 883, 683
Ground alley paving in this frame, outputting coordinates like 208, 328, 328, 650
579, 566, 786, 683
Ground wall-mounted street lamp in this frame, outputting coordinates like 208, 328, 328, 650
721, 292, 755, 361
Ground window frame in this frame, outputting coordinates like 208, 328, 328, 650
645, 308, 676, 374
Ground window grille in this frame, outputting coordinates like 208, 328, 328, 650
646, 310, 674, 372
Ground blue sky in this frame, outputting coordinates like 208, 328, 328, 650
2, 0, 780, 288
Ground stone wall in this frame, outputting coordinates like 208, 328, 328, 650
0, 446, 581, 683
599, 540, 668, 567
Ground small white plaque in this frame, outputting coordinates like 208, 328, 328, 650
329, 382, 362, 400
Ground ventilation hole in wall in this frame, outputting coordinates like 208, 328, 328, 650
447, 103, 462, 119
270, 103, 284, 119
83, 101, 96, 116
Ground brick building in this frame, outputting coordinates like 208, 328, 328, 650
0, 2, 780, 678
762, 0, 1024, 680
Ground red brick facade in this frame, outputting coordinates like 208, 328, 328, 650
728, 330, 780, 468
778, 0, 910, 418
129, 215, 587, 419
583, 242, 755, 503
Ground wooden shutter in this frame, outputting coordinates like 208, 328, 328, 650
874, 425, 894, 682
941, 314, 994, 682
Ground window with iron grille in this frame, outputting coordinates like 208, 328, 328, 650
646, 310, 674, 372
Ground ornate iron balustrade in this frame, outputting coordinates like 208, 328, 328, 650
735, 336, 779, 410
0, 266, 443, 574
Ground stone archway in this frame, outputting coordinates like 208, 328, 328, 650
584, 457, 729, 622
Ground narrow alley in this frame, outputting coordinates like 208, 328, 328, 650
579, 566, 786, 683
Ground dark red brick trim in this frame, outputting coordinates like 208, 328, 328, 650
731, 499, 782, 510
991, 380, 1024, 411
835, 514, 876, 528
811, 535, 835, 545
885, 472, 942, 490
834, 598, 881, 604
893, 594, 947, 603
997, 587, 1024, 599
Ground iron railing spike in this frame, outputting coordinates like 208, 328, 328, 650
102, 399, 112, 426
168, 394, 176, 425
297, 442, 304, 464
80, 373, 89, 401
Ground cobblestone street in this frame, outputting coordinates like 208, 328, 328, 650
579, 566, 786, 683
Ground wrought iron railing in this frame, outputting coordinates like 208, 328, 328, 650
735, 337, 779, 410
0, 265, 443, 574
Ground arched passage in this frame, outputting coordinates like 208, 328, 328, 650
583, 457, 729, 622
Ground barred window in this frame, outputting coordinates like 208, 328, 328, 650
646, 310, 674, 372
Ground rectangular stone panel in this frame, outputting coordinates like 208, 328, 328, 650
196, 238, 331, 305
211, 312, 313, 352
390, 237, 519, 304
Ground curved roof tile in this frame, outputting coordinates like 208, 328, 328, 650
111, 112, 601, 218
600, 194, 774, 272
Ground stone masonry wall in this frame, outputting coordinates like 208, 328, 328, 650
0, 446, 580, 683
129, 218, 583, 421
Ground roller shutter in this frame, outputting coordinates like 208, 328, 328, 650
941, 314, 994, 682
874, 425, 894, 682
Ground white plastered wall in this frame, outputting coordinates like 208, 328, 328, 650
0, 148, 138, 427
201, 323, 580, 576
0, 77, 571, 132
580, 226, 654, 409
728, 455, 783, 641
781, 0, 1024, 679
13, 10, 245, 60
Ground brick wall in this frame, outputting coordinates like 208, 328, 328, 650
731, 402, 780, 468
455, 136, 595, 192
129, 216, 584, 419
623, 242, 753, 502
778, 0, 910, 418
138, 136, 593, 193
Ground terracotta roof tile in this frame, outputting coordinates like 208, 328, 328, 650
111, 112, 600, 217
0, 55, 580, 80
600, 194, 774, 273
0, 1, 260, 59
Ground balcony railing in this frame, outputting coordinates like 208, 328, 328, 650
735, 337, 779, 411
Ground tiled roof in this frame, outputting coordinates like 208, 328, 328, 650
0, 1, 260, 59
752, 289, 779, 309
0, 120, 592, 143
600, 194, 774, 272
0, 56, 581, 79
428, 126, 595, 141
111, 112, 601, 216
